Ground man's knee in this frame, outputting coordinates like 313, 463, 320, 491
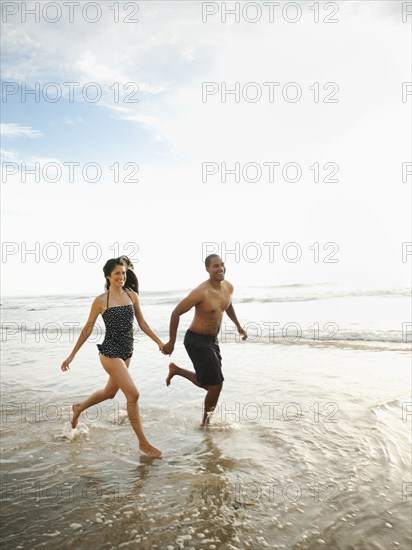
206, 383, 222, 396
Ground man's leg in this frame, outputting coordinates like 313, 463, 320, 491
166, 362, 203, 387
202, 383, 223, 426
166, 364, 223, 425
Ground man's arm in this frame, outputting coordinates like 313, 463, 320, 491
162, 288, 203, 355
226, 303, 247, 340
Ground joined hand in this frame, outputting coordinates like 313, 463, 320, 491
162, 341, 174, 356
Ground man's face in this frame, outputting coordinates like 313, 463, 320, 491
207, 257, 226, 281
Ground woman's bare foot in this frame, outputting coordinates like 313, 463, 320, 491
71, 403, 82, 429
139, 442, 162, 458
166, 362, 178, 386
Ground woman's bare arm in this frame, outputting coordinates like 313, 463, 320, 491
61, 296, 102, 371
132, 292, 164, 350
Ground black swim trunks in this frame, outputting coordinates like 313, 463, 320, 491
184, 329, 224, 386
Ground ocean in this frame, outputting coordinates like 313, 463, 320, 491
1, 283, 411, 549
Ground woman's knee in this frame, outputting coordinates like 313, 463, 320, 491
106, 391, 118, 399
126, 388, 140, 402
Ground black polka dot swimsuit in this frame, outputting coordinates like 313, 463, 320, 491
97, 289, 134, 360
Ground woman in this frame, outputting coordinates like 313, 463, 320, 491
61, 256, 163, 458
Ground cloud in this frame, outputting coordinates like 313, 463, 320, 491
0, 3, 210, 141
344, 0, 406, 20
180, 46, 195, 62
1, 123, 42, 138
64, 117, 86, 126
1, 2, 409, 294
1, 148, 21, 161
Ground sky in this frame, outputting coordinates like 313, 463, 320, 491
1, 0, 411, 296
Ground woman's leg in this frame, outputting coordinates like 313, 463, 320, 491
71, 357, 132, 428
99, 355, 161, 458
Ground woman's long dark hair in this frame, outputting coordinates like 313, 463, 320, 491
103, 256, 139, 293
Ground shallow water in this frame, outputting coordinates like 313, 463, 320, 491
1, 287, 411, 549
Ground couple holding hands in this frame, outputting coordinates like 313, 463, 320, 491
60, 254, 247, 458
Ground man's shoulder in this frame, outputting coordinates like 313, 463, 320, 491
193, 280, 209, 294
223, 280, 234, 292
185, 281, 207, 297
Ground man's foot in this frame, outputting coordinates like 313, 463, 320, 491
71, 403, 82, 429
139, 442, 162, 458
166, 362, 178, 386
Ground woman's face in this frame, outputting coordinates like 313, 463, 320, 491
107, 264, 126, 288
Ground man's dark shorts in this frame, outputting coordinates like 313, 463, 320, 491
184, 329, 224, 386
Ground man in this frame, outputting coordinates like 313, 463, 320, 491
162, 254, 247, 425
